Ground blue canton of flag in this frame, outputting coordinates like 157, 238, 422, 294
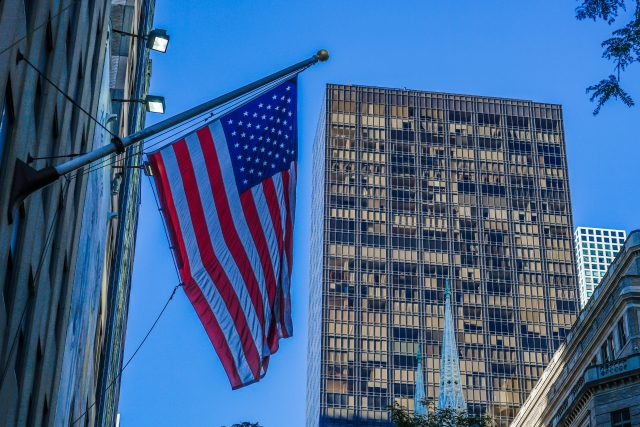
221, 78, 298, 194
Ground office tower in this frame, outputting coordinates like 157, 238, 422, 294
307, 84, 580, 427
574, 227, 627, 308
0, 1, 156, 426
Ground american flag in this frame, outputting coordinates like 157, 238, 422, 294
147, 78, 297, 389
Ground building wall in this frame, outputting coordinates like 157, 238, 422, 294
511, 231, 640, 427
574, 227, 627, 308
0, 0, 155, 426
307, 84, 580, 427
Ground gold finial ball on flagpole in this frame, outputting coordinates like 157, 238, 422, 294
316, 49, 330, 62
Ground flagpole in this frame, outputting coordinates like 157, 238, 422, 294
8, 49, 329, 217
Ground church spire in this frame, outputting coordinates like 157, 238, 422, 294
438, 278, 466, 411
414, 344, 426, 415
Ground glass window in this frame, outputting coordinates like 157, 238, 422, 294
580, 229, 586, 234
611, 408, 631, 427
589, 236, 594, 242
617, 319, 627, 347
604, 231, 609, 236
588, 229, 594, 235
618, 231, 624, 237
596, 230, 602, 235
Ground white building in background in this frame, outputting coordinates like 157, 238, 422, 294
574, 226, 626, 308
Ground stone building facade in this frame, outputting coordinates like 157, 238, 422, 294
511, 230, 640, 427
0, 0, 156, 426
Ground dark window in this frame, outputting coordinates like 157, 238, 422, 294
611, 408, 631, 427
41, 397, 50, 427
1, 78, 15, 175
618, 318, 627, 348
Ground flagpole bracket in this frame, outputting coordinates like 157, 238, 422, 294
8, 159, 60, 222
111, 137, 125, 154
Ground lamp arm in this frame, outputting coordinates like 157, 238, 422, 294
8, 50, 329, 216
112, 28, 147, 40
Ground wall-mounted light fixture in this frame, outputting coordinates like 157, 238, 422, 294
112, 95, 166, 114
112, 28, 171, 53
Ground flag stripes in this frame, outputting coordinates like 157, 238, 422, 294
148, 119, 296, 388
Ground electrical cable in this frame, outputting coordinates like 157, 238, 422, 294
69, 282, 183, 427
18, 52, 117, 138
0, 178, 71, 393
65, 69, 305, 180
146, 174, 181, 281
0, 0, 83, 58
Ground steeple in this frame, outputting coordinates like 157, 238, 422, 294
414, 344, 426, 415
438, 278, 466, 411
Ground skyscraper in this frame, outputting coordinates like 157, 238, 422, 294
574, 227, 626, 308
307, 84, 580, 427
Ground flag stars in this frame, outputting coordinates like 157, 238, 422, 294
228, 119, 233, 124
272, 95, 277, 100
262, 115, 266, 120
258, 171, 262, 176
249, 169, 254, 174
232, 131, 237, 136
267, 105, 271, 110
241, 133, 246, 138
247, 123, 252, 128
244, 144, 249, 150
271, 164, 276, 168
258, 103, 263, 108
252, 146, 257, 151
238, 121, 243, 126
286, 86, 291, 91
261, 148, 265, 152
252, 113, 258, 118
250, 135, 254, 140
287, 98, 291, 103
234, 143, 239, 148
243, 111, 249, 116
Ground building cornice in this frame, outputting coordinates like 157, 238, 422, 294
511, 231, 640, 426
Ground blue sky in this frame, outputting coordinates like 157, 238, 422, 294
117, 1, 640, 426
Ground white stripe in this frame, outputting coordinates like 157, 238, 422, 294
251, 182, 282, 301
272, 173, 288, 237
160, 146, 254, 384
181, 131, 266, 359
288, 161, 298, 226
206, 121, 273, 334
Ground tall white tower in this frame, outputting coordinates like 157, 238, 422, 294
437, 279, 466, 411
574, 227, 626, 307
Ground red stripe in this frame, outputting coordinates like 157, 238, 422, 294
240, 190, 280, 353
151, 151, 242, 387
261, 178, 285, 333
196, 127, 267, 345
148, 154, 184, 271
172, 139, 261, 381
281, 169, 294, 338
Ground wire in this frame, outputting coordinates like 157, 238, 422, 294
69, 282, 183, 427
18, 53, 117, 138
0, 178, 71, 393
65, 69, 304, 180
146, 174, 181, 281
0, 0, 83, 58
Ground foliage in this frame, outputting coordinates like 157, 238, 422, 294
388, 400, 493, 427
224, 423, 262, 427
576, 0, 640, 114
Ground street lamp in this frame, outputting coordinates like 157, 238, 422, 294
112, 28, 171, 53
112, 96, 166, 114
146, 29, 170, 53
